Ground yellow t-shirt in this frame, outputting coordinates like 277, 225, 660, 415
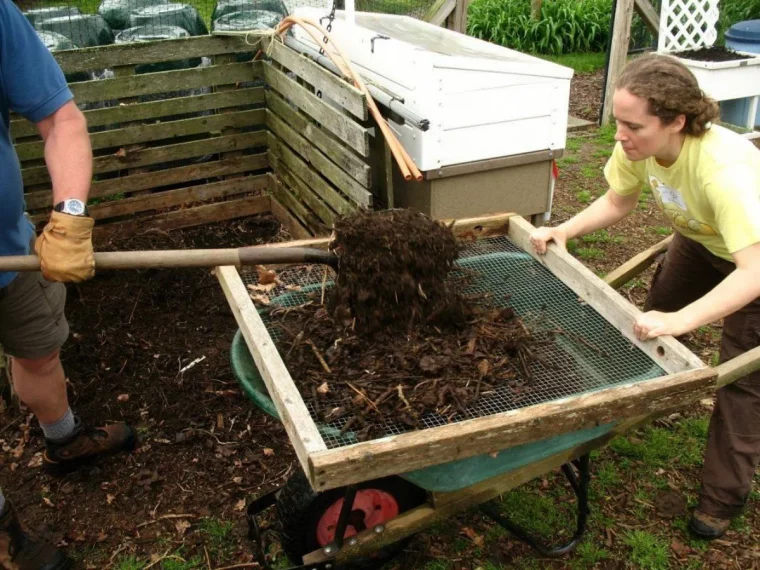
604, 125, 760, 261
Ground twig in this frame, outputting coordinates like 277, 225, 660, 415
307, 340, 332, 374
204, 546, 212, 570
144, 549, 171, 570
213, 564, 261, 570
136, 514, 198, 529
320, 265, 328, 305
397, 384, 412, 411
347, 383, 379, 412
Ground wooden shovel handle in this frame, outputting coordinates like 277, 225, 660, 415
0, 247, 338, 272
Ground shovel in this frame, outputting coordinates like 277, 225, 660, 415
0, 246, 339, 272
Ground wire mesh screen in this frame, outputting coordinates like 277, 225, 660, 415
13, 0, 437, 51
240, 236, 666, 450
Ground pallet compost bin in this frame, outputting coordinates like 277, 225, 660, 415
290, 8, 573, 221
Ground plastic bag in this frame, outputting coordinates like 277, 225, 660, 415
36, 14, 115, 47
129, 3, 208, 36
98, 0, 169, 31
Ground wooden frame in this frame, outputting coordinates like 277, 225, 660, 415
216, 213, 719, 495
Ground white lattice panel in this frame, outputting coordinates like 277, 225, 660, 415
658, 0, 719, 52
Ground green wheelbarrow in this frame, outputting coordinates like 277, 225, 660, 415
219, 214, 759, 570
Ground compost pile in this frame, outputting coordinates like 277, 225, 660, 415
261, 210, 557, 441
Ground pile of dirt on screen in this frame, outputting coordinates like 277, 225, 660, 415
257, 209, 578, 442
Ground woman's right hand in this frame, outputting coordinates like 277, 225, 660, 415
529, 225, 569, 255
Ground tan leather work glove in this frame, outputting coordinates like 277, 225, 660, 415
34, 211, 95, 282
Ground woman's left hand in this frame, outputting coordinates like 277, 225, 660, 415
633, 310, 691, 340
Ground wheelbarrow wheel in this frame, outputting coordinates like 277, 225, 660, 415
277, 470, 426, 569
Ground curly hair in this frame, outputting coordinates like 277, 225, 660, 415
616, 54, 720, 137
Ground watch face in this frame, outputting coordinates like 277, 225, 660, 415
65, 200, 85, 215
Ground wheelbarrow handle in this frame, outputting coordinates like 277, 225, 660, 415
0, 247, 339, 272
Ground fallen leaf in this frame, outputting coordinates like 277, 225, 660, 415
257, 267, 277, 285
263, 448, 275, 457
461, 526, 485, 548
235, 499, 246, 511
117, 394, 130, 402
217, 414, 224, 430
106, 494, 116, 505
419, 355, 441, 374
248, 282, 277, 293
700, 398, 714, 409
285, 284, 301, 291
27, 454, 43, 468
233, 476, 243, 484
250, 294, 270, 306
477, 359, 491, 377
671, 540, 691, 557
175, 519, 191, 535
317, 382, 330, 395
42, 497, 55, 508
114, 148, 127, 158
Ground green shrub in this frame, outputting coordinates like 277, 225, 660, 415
467, 0, 611, 55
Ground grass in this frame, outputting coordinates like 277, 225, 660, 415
572, 542, 611, 568
575, 247, 604, 260
114, 556, 144, 570
610, 418, 709, 470
581, 229, 623, 245
498, 488, 575, 538
161, 556, 204, 570
538, 51, 607, 73
651, 226, 673, 236
575, 190, 593, 204
199, 517, 236, 561
565, 136, 583, 152
558, 155, 580, 166
623, 530, 670, 570
580, 164, 599, 178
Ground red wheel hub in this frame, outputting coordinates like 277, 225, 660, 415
316, 489, 399, 547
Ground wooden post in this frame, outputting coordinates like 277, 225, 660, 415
424, 0, 457, 26
634, 0, 660, 36
602, 0, 635, 125
446, 0, 471, 34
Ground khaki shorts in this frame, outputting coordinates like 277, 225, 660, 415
0, 270, 69, 360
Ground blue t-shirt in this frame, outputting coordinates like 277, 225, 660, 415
0, 0, 73, 288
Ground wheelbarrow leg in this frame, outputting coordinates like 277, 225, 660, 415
480, 453, 591, 557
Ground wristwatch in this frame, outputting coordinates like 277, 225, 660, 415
53, 199, 87, 216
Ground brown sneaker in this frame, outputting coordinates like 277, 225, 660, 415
688, 509, 731, 540
0, 501, 69, 570
43, 416, 137, 475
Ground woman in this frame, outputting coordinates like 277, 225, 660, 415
531, 54, 760, 539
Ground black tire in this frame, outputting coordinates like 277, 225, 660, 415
276, 471, 426, 569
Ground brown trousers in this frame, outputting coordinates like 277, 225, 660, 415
646, 232, 760, 519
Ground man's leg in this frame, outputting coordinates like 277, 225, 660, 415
11, 350, 69, 425
0, 270, 135, 473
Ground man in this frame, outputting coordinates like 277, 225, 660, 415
0, 2, 135, 567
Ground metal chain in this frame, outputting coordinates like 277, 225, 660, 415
316, 0, 338, 98
319, 0, 337, 57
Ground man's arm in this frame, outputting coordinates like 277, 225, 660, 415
36, 100, 92, 205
